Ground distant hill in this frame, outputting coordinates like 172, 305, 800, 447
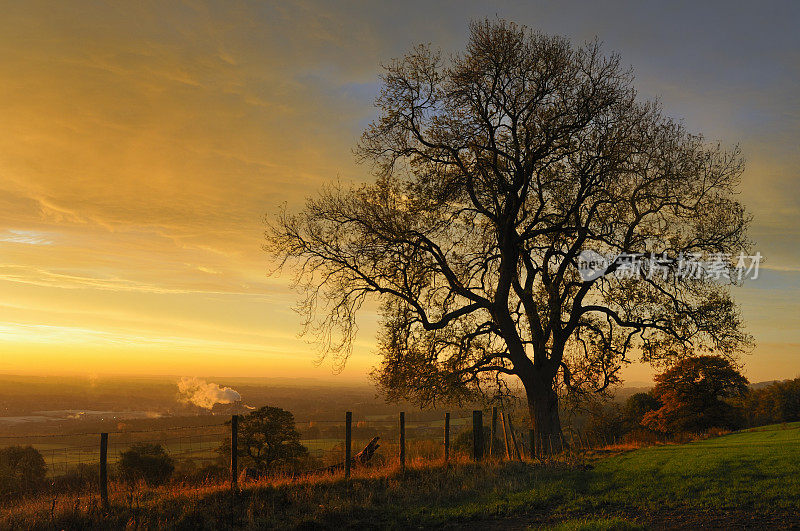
750, 380, 782, 389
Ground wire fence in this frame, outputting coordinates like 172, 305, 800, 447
292, 415, 477, 467
0, 408, 622, 500
0, 423, 229, 478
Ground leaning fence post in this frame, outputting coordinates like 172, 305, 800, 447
231, 414, 239, 490
345, 411, 352, 480
99, 432, 108, 509
500, 412, 511, 459
507, 414, 521, 461
399, 411, 406, 472
489, 406, 498, 457
444, 412, 450, 464
472, 410, 483, 461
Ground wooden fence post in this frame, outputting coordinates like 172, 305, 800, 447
489, 406, 498, 457
345, 411, 352, 480
500, 412, 511, 459
507, 414, 521, 461
444, 412, 450, 464
472, 410, 483, 461
99, 433, 108, 509
231, 415, 239, 490
399, 411, 406, 472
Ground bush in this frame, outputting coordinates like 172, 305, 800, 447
117, 443, 174, 486
0, 445, 47, 497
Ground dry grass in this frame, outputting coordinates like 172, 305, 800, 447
1, 454, 584, 529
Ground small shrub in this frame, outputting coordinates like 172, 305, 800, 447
0, 445, 47, 497
117, 443, 174, 486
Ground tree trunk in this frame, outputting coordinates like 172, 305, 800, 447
522, 374, 563, 457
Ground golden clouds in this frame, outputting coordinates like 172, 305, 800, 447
0, 2, 379, 376
0, 1, 797, 381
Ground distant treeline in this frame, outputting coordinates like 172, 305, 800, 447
744, 377, 800, 426
583, 373, 800, 444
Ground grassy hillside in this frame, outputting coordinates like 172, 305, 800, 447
4, 423, 799, 529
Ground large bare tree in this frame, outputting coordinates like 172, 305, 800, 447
266, 20, 752, 452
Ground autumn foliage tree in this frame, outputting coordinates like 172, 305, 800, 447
642, 355, 748, 433
266, 19, 752, 452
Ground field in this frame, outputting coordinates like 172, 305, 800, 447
3, 422, 799, 529
11, 416, 477, 478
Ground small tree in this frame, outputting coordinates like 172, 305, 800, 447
118, 443, 174, 486
642, 355, 748, 434
0, 445, 47, 496
218, 406, 308, 473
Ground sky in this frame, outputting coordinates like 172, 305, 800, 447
0, 0, 798, 385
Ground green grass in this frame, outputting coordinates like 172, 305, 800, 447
584, 422, 800, 512
4, 422, 800, 529
545, 517, 646, 531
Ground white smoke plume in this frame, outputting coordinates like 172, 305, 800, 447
177, 377, 242, 409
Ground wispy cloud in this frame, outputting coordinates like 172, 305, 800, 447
0, 230, 53, 245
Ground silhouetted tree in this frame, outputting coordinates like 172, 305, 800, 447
266, 19, 752, 451
218, 406, 308, 473
0, 446, 46, 496
118, 443, 174, 486
642, 355, 748, 433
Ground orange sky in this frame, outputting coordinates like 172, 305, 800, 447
0, 1, 798, 385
